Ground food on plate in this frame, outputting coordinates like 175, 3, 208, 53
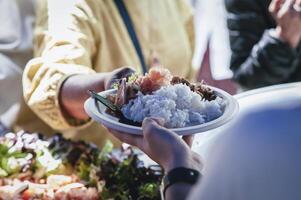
0, 131, 162, 200
107, 67, 225, 128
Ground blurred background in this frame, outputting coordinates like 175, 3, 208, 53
191, 0, 238, 95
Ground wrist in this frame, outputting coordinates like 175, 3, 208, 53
162, 167, 201, 199
60, 73, 107, 121
274, 27, 300, 48
163, 150, 202, 173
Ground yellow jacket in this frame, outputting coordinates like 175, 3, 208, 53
20, 0, 195, 147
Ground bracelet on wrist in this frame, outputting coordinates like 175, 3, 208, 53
162, 167, 201, 198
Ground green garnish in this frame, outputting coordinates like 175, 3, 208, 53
0, 167, 8, 177
112, 82, 120, 89
112, 73, 139, 89
127, 73, 139, 83
138, 183, 161, 199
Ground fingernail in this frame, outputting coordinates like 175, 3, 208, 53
145, 117, 165, 126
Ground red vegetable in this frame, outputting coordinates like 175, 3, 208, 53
21, 190, 31, 200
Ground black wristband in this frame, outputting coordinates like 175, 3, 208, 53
163, 167, 201, 198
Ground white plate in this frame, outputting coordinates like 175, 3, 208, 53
84, 87, 239, 135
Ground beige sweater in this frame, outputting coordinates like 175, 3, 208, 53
20, 0, 195, 147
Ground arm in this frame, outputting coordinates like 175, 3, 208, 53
23, 0, 101, 130
59, 74, 108, 121
24, 0, 134, 129
225, 0, 300, 89
163, 153, 202, 200
60, 67, 134, 121
165, 184, 195, 200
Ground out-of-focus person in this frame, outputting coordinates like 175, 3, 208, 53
21, 0, 195, 147
191, 0, 233, 81
0, 0, 36, 134
225, 0, 301, 90
108, 93, 301, 200
190, 0, 237, 94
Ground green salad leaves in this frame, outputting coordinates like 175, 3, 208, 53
0, 131, 162, 200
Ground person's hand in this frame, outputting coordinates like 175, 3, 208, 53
269, 0, 301, 48
104, 67, 136, 90
60, 67, 135, 121
108, 118, 203, 172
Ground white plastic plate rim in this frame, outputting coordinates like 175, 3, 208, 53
84, 86, 239, 135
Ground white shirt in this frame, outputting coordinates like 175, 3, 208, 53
191, 0, 233, 80
189, 96, 301, 200
0, 0, 35, 127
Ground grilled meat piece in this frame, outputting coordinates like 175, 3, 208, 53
171, 77, 216, 101
114, 78, 127, 107
111, 79, 140, 107
126, 82, 140, 100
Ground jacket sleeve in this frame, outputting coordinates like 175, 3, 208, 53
186, 9, 197, 81
176, 0, 196, 80
225, 0, 300, 89
23, 0, 100, 131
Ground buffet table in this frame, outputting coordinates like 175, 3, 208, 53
192, 82, 301, 166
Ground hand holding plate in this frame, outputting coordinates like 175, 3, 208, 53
108, 118, 202, 172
